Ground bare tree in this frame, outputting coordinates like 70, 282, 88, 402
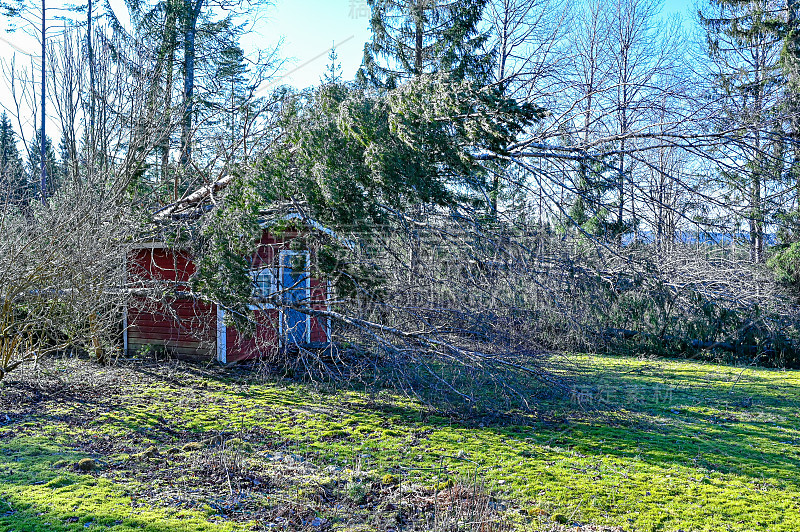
0, 180, 136, 380
483, 0, 572, 216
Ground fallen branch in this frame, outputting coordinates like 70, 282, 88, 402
602, 328, 755, 354
152, 173, 234, 221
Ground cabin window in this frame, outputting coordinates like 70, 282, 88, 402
250, 267, 277, 309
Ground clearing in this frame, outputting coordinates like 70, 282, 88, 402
0, 354, 798, 531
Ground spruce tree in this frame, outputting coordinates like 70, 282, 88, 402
354, 0, 543, 219
357, 0, 492, 89
321, 42, 343, 84
700, 0, 783, 263
205, 41, 254, 167
0, 113, 28, 206
121, 0, 265, 200
28, 131, 61, 198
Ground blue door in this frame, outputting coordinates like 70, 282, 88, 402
279, 251, 310, 346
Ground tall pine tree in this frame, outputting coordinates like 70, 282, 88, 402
28, 131, 61, 198
120, 0, 268, 201
701, 0, 784, 263
0, 113, 28, 207
321, 42, 343, 84
357, 0, 493, 89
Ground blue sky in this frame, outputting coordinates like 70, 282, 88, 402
254, 0, 698, 90
0, 0, 699, 135
0, 0, 700, 91
257, 0, 373, 88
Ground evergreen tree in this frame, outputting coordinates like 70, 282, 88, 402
321, 42, 342, 84
204, 41, 255, 166
708, 1, 800, 273
28, 131, 61, 198
278, 78, 536, 222
783, 1, 800, 192
355, 0, 537, 218
0, 113, 28, 206
120, 0, 265, 201
700, 0, 784, 263
191, 77, 539, 320
357, 0, 493, 89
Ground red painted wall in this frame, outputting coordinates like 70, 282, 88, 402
126, 230, 330, 363
126, 248, 217, 359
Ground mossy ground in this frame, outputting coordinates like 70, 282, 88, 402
0, 354, 798, 531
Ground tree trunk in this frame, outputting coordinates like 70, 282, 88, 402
40, 0, 46, 204
414, 1, 423, 75
751, 45, 766, 264
87, 0, 95, 160
162, 2, 178, 199
180, 0, 203, 175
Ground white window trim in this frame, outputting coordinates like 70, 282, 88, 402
249, 267, 278, 310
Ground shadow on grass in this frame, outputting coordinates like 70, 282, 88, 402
479, 357, 800, 488
4, 354, 800, 532
0, 496, 220, 532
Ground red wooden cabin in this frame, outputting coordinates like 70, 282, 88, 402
124, 218, 332, 364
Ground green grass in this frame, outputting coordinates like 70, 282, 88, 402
1, 354, 799, 531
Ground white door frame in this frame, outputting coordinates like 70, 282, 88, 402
278, 250, 311, 345
216, 307, 227, 364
